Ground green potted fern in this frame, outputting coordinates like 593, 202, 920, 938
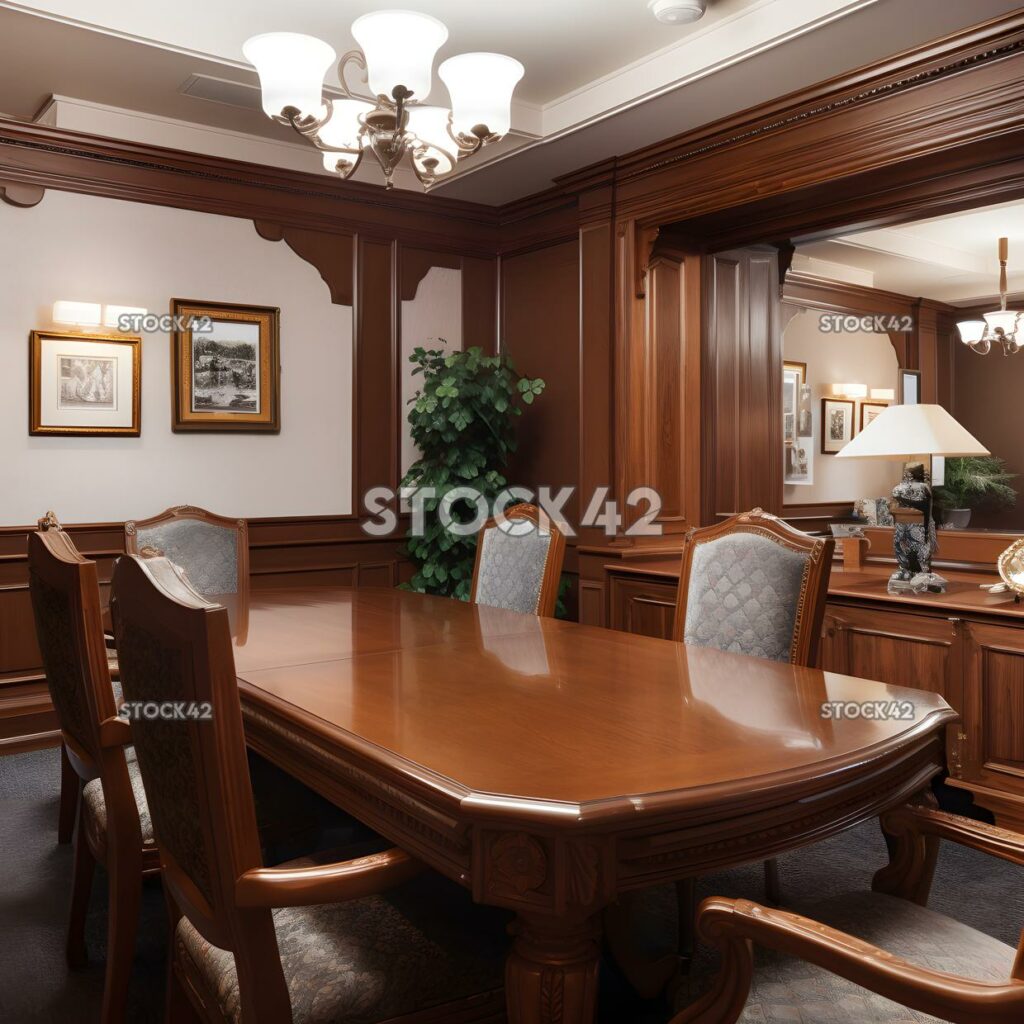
934, 455, 1017, 529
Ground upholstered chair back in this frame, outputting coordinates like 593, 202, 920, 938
124, 505, 248, 597
470, 504, 566, 618
28, 527, 118, 765
673, 509, 834, 667
110, 555, 271, 964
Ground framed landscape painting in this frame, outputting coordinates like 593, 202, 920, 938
29, 330, 141, 436
171, 299, 280, 432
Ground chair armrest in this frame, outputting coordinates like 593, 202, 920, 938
671, 897, 1024, 1024
235, 847, 421, 908
882, 804, 1024, 868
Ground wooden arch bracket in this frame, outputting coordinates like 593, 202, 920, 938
253, 221, 354, 306
0, 179, 45, 208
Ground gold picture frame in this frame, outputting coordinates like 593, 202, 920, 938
171, 298, 280, 433
29, 330, 141, 437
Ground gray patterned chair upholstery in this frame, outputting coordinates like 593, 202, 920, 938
81, 748, 155, 857
175, 872, 509, 1024
125, 506, 246, 596
471, 506, 565, 617
681, 532, 809, 662
675, 891, 1017, 1023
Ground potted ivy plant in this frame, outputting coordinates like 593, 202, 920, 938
400, 345, 544, 600
933, 455, 1017, 529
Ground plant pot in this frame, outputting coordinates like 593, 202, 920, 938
942, 508, 972, 530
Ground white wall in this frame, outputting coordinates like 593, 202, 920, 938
0, 190, 352, 524
399, 266, 462, 479
783, 308, 898, 505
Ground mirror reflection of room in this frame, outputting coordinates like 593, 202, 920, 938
782, 199, 1024, 532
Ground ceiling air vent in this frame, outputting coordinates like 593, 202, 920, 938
179, 74, 264, 111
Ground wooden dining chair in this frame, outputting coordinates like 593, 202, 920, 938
672, 803, 1024, 1024
125, 504, 249, 599
27, 526, 160, 1024
470, 502, 566, 617
110, 553, 510, 1024
673, 510, 834, 938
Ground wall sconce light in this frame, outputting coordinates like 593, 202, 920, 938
830, 382, 868, 399
52, 300, 102, 327
103, 305, 148, 329
870, 387, 895, 401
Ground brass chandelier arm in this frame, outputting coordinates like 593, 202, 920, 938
336, 50, 379, 105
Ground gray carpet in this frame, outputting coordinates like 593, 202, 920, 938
1, 748, 1020, 1024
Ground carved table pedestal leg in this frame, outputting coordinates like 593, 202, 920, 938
505, 912, 601, 1024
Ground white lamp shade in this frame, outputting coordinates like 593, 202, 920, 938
835, 404, 989, 460
103, 304, 147, 328
53, 300, 101, 326
317, 99, 373, 152
351, 10, 447, 100
243, 33, 336, 119
830, 382, 867, 398
956, 319, 986, 344
983, 309, 1021, 335
439, 52, 524, 138
407, 105, 457, 163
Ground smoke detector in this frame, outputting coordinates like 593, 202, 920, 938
648, 0, 707, 24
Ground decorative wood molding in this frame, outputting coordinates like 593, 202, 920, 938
0, 177, 43, 207
253, 221, 354, 306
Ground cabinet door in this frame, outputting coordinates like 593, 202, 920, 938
609, 576, 677, 640
960, 621, 1024, 788
821, 603, 962, 710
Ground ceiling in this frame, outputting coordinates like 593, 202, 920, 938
0, 0, 1021, 204
797, 200, 1024, 306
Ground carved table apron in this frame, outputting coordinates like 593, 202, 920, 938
229, 586, 955, 1024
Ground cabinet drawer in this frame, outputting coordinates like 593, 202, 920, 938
609, 576, 677, 640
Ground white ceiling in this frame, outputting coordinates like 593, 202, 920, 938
1, 0, 1021, 203
797, 200, 1024, 306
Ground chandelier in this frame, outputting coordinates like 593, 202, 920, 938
243, 11, 523, 190
956, 237, 1022, 355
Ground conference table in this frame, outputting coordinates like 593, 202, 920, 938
228, 585, 956, 1024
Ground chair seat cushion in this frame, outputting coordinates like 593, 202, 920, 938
81, 747, 155, 854
678, 891, 1017, 1023
175, 872, 508, 1024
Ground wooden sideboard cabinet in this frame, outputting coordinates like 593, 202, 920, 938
592, 551, 1024, 832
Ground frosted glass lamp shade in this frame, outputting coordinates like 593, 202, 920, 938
439, 52, 524, 138
317, 99, 373, 151
836, 404, 989, 460
243, 33, 336, 119
351, 10, 447, 100
53, 300, 101, 326
956, 319, 986, 344
407, 105, 457, 167
103, 304, 147, 328
983, 309, 1021, 335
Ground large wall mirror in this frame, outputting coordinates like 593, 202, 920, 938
782, 198, 1024, 532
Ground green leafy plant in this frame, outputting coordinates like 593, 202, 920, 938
933, 455, 1017, 512
400, 345, 545, 601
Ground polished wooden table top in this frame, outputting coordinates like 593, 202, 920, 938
233, 586, 954, 823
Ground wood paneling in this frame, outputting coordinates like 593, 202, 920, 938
500, 240, 581, 526
702, 247, 781, 521
608, 575, 676, 639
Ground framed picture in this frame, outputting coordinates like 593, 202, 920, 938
820, 398, 854, 454
784, 440, 813, 485
782, 362, 804, 445
860, 401, 887, 430
171, 299, 280, 432
899, 369, 920, 406
29, 330, 141, 437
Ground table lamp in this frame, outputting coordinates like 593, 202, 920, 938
836, 404, 989, 593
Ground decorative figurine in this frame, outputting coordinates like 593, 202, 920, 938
889, 463, 947, 594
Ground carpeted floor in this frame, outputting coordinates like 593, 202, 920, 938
1, 747, 1020, 1024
